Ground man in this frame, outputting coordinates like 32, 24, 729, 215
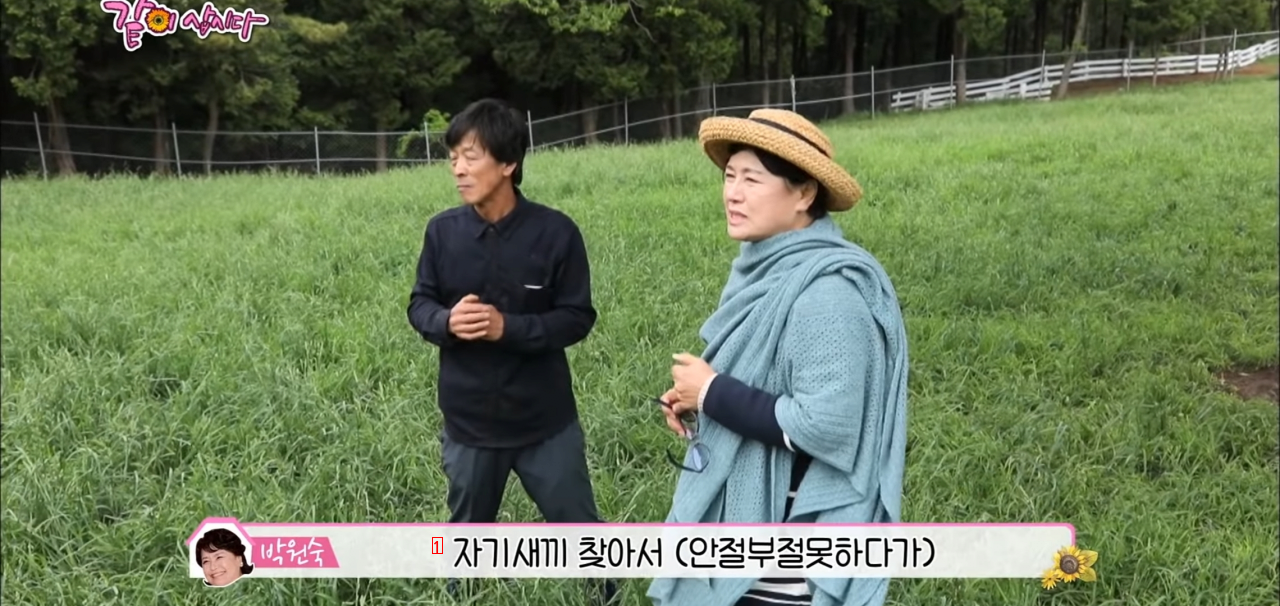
406, 98, 616, 604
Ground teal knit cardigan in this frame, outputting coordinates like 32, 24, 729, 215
646, 216, 909, 606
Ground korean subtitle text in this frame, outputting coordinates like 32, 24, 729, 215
578, 536, 663, 569
674, 536, 936, 570
452, 537, 569, 569
261, 537, 328, 567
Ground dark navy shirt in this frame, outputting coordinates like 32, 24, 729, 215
407, 190, 597, 448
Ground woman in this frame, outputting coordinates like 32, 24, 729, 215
194, 528, 255, 587
646, 109, 909, 606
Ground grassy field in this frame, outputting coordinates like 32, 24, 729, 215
2, 79, 1277, 606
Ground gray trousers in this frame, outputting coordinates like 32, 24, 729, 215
440, 418, 602, 524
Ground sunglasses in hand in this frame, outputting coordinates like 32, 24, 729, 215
652, 397, 709, 473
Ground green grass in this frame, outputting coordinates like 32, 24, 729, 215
3, 79, 1278, 606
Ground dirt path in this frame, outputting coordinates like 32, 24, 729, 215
1217, 366, 1280, 404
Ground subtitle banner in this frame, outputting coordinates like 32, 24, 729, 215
186, 518, 1074, 580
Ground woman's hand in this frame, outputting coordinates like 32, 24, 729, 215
658, 388, 687, 437
671, 353, 715, 407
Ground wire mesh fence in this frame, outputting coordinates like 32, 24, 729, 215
0, 122, 438, 177
2, 30, 1275, 179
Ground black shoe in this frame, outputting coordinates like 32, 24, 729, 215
446, 578, 517, 601
444, 578, 464, 601
589, 578, 619, 606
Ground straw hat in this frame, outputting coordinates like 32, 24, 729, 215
697, 108, 863, 211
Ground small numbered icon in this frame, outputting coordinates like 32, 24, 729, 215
432, 537, 444, 555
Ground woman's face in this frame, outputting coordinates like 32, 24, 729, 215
721, 149, 816, 242
200, 548, 244, 586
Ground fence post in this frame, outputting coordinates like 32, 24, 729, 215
526, 110, 534, 150
790, 74, 797, 111
1125, 42, 1133, 91
1039, 50, 1047, 97
32, 112, 48, 181
870, 66, 876, 119
313, 127, 320, 175
1216, 36, 1228, 81
1195, 36, 1202, 75
1230, 29, 1238, 79
623, 98, 630, 145
1153, 52, 1160, 86
711, 83, 717, 116
171, 122, 182, 177
423, 120, 432, 163
949, 54, 956, 108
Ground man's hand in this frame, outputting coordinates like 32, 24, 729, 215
479, 305, 505, 341
448, 294, 489, 340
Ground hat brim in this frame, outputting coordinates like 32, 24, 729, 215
698, 117, 862, 212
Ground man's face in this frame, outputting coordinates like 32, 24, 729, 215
200, 548, 244, 586
449, 132, 516, 205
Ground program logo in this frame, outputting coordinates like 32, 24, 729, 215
100, 1, 269, 51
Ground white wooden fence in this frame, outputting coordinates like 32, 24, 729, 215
890, 37, 1280, 111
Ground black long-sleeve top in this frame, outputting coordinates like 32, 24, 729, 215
700, 373, 814, 509
407, 190, 597, 448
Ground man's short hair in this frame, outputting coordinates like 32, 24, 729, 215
445, 98, 530, 186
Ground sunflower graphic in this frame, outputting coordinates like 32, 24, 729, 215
145, 8, 172, 34
1041, 544, 1098, 589
1041, 570, 1060, 590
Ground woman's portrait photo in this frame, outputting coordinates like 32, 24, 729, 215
193, 527, 255, 587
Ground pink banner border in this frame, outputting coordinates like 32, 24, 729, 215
190, 518, 1076, 545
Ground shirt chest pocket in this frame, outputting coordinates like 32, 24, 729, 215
506, 261, 555, 313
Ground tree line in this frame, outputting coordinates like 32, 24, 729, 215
3, 0, 1276, 176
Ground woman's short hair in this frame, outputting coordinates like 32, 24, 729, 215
194, 528, 255, 575
726, 143, 831, 219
